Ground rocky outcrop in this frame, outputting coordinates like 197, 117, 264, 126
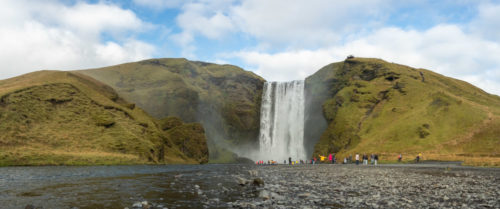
160, 116, 209, 164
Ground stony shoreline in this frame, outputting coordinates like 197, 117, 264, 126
9, 164, 499, 209
227, 164, 500, 209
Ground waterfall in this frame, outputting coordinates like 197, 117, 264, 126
258, 80, 306, 162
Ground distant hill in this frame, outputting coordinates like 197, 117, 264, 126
79, 58, 265, 163
306, 58, 500, 166
0, 71, 208, 166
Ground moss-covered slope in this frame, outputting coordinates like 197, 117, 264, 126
78, 58, 265, 162
0, 71, 208, 165
306, 57, 500, 166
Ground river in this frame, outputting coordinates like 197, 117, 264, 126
0, 164, 251, 209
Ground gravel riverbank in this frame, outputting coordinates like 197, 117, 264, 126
229, 164, 500, 209
4, 164, 498, 209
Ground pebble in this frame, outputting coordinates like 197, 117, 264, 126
132, 202, 142, 208
228, 164, 500, 209
252, 178, 264, 187
236, 176, 248, 186
298, 193, 311, 198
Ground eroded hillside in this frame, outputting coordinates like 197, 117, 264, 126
79, 58, 265, 162
306, 58, 500, 166
0, 71, 208, 165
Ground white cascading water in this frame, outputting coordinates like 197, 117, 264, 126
258, 80, 306, 161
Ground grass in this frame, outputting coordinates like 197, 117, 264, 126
0, 71, 208, 166
0, 148, 146, 166
78, 58, 265, 162
308, 57, 500, 167
327, 153, 500, 167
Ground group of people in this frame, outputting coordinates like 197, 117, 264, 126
256, 160, 278, 165
343, 153, 379, 165
256, 152, 423, 165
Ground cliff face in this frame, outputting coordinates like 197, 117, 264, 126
158, 116, 209, 164
79, 58, 265, 162
306, 58, 500, 165
0, 71, 208, 165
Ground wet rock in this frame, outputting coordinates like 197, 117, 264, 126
132, 202, 142, 208
259, 190, 270, 200
298, 193, 311, 198
236, 176, 248, 186
248, 170, 258, 176
252, 178, 264, 187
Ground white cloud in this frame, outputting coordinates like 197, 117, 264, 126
234, 49, 337, 82
171, 0, 236, 57
95, 40, 156, 64
59, 3, 147, 37
170, 31, 197, 58
172, 0, 392, 50
230, 24, 500, 96
177, 9, 235, 39
172, 0, 393, 57
470, 2, 500, 41
133, 0, 184, 9
231, 0, 389, 48
0, 0, 155, 79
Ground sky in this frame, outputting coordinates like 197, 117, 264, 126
1, 0, 500, 95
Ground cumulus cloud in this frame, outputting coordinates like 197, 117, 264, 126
133, 0, 184, 9
171, 0, 236, 57
231, 0, 389, 48
234, 49, 337, 82
172, 0, 391, 51
0, 0, 155, 79
59, 3, 148, 37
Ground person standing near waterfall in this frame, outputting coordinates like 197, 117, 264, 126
288, 157, 291, 165
355, 153, 360, 165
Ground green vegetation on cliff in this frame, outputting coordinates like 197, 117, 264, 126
307, 58, 500, 166
79, 58, 265, 162
0, 71, 208, 166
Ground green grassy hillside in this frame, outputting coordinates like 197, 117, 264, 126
306, 57, 500, 166
0, 71, 208, 166
78, 58, 265, 162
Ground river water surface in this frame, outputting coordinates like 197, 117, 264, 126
0, 164, 252, 209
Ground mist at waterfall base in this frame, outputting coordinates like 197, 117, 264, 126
245, 80, 308, 162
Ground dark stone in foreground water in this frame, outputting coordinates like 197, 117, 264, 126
1, 164, 499, 209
